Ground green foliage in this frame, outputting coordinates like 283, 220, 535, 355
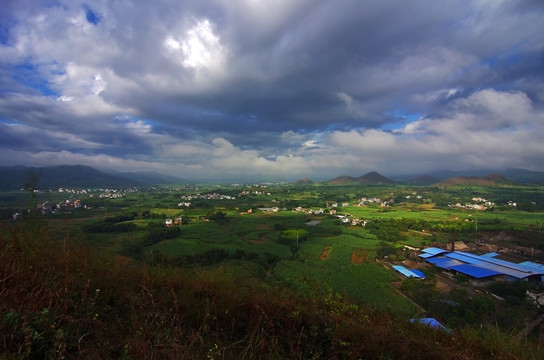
143, 224, 181, 246
454, 273, 469, 285
3, 182, 544, 358
277, 229, 309, 245
206, 209, 227, 221
376, 241, 397, 259
365, 218, 404, 242
82, 213, 137, 233
486, 280, 531, 299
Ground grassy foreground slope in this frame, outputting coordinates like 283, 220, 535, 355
1, 218, 542, 359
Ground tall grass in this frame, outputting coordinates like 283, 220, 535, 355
1, 217, 542, 359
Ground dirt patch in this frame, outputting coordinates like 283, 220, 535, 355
246, 239, 264, 245
246, 233, 271, 244
320, 246, 332, 260
255, 224, 273, 231
351, 249, 369, 264
435, 273, 457, 292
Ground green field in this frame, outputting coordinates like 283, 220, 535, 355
3, 182, 544, 324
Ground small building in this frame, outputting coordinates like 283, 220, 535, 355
419, 248, 544, 284
410, 318, 451, 333
165, 218, 173, 227
393, 265, 425, 279
404, 245, 421, 251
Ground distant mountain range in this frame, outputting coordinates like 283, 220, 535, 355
295, 168, 544, 186
327, 171, 396, 185
416, 168, 544, 185
1, 165, 544, 191
0, 165, 188, 191
106, 170, 189, 185
433, 174, 513, 187
294, 177, 314, 185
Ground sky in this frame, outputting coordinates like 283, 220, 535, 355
1, 0, 543, 181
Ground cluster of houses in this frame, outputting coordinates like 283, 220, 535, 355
11, 199, 86, 219
447, 196, 494, 210
446, 197, 534, 210
292, 207, 326, 215
404, 192, 424, 200
290, 206, 369, 226
238, 190, 272, 196
164, 217, 183, 227
40, 199, 84, 214
448, 203, 488, 210
355, 197, 395, 207
180, 193, 236, 201
89, 189, 126, 199
257, 207, 280, 213
58, 188, 89, 194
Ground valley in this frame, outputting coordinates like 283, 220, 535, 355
2, 173, 544, 358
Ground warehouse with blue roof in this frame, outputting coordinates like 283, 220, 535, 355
419, 247, 544, 283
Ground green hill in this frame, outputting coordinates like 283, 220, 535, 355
1, 218, 540, 359
434, 174, 513, 187
0, 165, 143, 190
328, 171, 395, 185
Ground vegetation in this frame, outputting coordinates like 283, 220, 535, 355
2, 179, 544, 358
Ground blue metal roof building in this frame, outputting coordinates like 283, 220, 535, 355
392, 265, 425, 278
419, 247, 449, 258
410, 318, 451, 334
419, 248, 544, 281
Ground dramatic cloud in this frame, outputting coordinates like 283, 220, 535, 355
1, 0, 543, 180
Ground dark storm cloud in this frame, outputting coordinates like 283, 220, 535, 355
0, 0, 543, 179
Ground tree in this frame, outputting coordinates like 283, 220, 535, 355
278, 229, 309, 245
24, 170, 41, 212
206, 209, 227, 222
376, 242, 396, 259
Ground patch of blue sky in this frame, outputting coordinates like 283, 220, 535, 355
115, 114, 154, 125
0, 26, 10, 45
0, 118, 22, 125
479, 52, 521, 67
457, 50, 523, 80
381, 109, 422, 131
83, 4, 101, 25
12, 62, 60, 97
141, 118, 161, 127
323, 123, 345, 132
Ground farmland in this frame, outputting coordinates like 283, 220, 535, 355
3, 181, 544, 336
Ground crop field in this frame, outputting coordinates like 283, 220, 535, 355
3, 182, 544, 324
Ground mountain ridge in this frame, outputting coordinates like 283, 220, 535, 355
434, 174, 513, 187
2, 165, 544, 189
0, 165, 143, 190
328, 171, 396, 185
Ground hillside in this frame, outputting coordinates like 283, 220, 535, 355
107, 170, 189, 185
0, 165, 142, 190
328, 175, 359, 184
1, 218, 539, 359
434, 174, 513, 187
357, 171, 396, 184
294, 177, 314, 185
404, 175, 440, 185
328, 171, 395, 185
425, 168, 544, 184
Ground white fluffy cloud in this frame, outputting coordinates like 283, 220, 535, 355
0, 1, 543, 180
